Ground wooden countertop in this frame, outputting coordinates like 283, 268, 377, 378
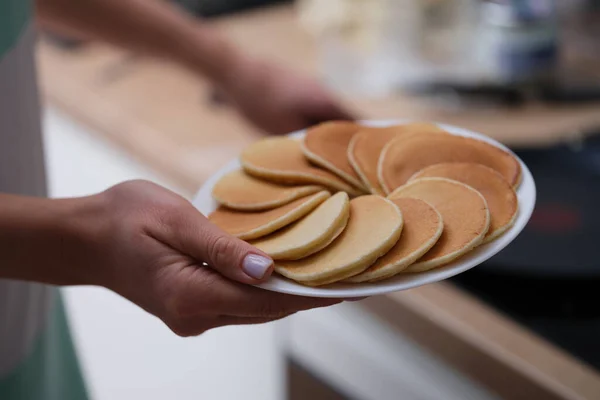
363, 283, 600, 399
37, 5, 600, 194
37, 4, 600, 399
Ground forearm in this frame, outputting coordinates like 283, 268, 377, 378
36, 0, 242, 84
0, 194, 100, 285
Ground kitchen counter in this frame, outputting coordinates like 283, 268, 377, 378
37, 5, 600, 194
360, 283, 600, 399
37, 4, 600, 399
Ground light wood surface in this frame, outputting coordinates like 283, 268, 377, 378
36, 4, 600, 398
37, 5, 600, 194
363, 283, 600, 400
37, 42, 263, 193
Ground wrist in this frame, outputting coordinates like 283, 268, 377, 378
173, 22, 249, 89
36, 194, 110, 287
0, 193, 107, 286
60, 194, 113, 287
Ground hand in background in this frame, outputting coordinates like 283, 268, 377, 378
220, 56, 355, 135
77, 180, 340, 336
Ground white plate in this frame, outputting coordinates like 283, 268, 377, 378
192, 120, 536, 298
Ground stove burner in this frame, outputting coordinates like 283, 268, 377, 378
450, 268, 600, 370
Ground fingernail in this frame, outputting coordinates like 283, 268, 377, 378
242, 254, 273, 279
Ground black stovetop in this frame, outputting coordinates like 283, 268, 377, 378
446, 131, 600, 372
450, 266, 600, 371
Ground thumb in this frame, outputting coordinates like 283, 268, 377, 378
158, 207, 275, 284
203, 225, 275, 283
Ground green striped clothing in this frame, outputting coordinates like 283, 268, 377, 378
0, 1, 88, 399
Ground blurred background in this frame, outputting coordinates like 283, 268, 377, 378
40, 0, 600, 399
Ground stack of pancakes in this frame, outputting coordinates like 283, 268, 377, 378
209, 121, 520, 286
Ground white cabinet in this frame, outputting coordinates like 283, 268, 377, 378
282, 302, 499, 400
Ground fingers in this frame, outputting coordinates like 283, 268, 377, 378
156, 204, 275, 284
168, 313, 295, 337
203, 227, 274, 283
305, 97, 357, 125
220, 288, 341, 318
215, 313, 295, 326
260, 114, 306, 136
345, 297, 368, 302
317, 103, 356, 123
162, 268, 342, 335
174, 267, 342, 319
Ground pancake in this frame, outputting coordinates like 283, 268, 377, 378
410, 163, 518, 242
251, 192, 350, 260
388, 178, 490, 272
302, 121, 366, 190
241, 137, 361, 196
208, 191, 330, 240
378, 134, 521, 194
348, 127, 402, 195
275, 195, 403, 286
212, 170, 323, 211
348, 123, 448, 195
346, 198, 443, 283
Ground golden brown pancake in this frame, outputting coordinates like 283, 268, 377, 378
348, 127, 402, 195
302, 121, 366, 190
348, 123, 448, 195
410, 163, 518, 242
275, 195, 403, 286
346, 198, 443, 282
389, 178, 490, 272
212, 170, 323, 211
379, 134, 522, 194
241, 137, 361, 196
251, 192, 350, 260
208, 191, 330, 240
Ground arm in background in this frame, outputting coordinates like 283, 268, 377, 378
37, 0, 239, 86
36, 0, 353, 133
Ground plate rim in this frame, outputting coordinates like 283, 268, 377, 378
192, 119, 537, 298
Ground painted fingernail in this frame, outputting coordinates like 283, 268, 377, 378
242, 254, 273, 279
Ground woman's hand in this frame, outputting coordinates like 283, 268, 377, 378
219, 56, 354, 135
72, 181, 341, 336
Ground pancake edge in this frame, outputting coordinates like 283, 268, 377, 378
300, 138, 368, 192
482, 200, 519, 243
378, 134, 522, 194
347, 134, 385, 195
253, 193, 351, 260
377, 137, 398, 195
213, 182, 324, 211
232, 191, 331, 240
274, 196, 404, 286
408, 162, 519, 243
389, 177, 491, 273
345, 200, 444, 283
240, 158, 362, 196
